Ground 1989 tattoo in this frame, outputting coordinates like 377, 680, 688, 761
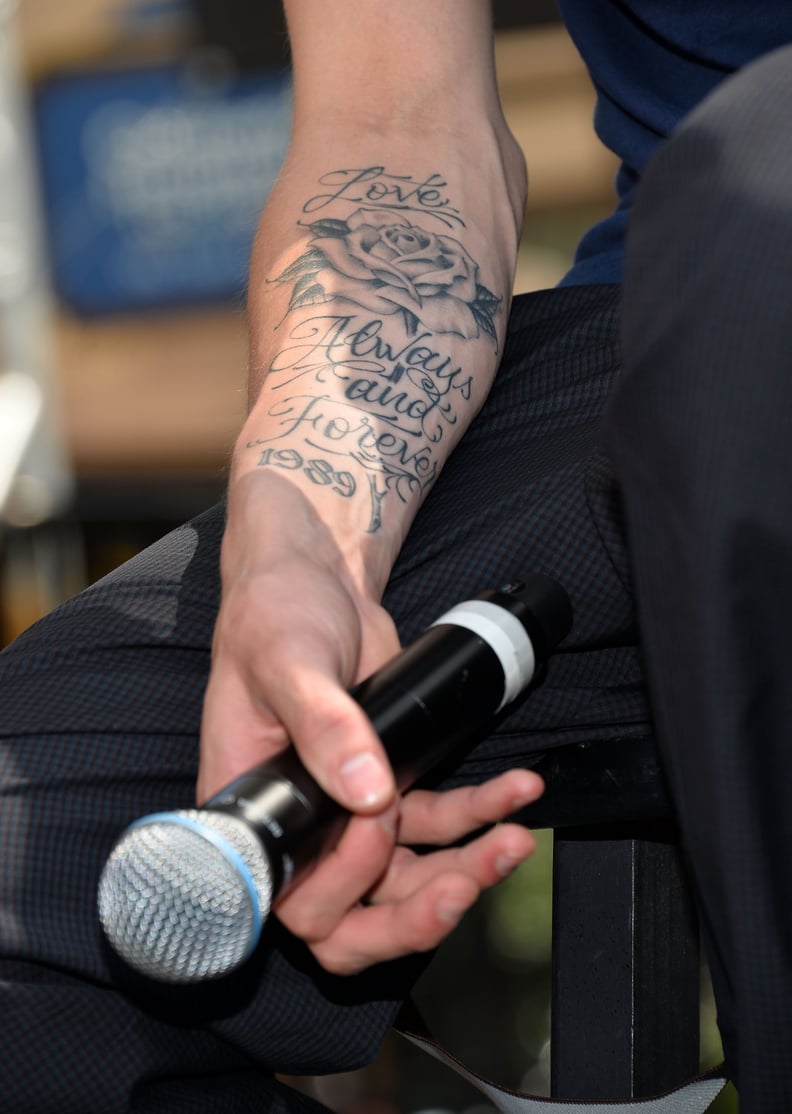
251, 447, 356, 498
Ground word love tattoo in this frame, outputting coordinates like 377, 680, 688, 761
303, 167, 464, 228
275, 208, 501, 345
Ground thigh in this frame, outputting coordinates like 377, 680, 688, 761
0, 507, 412, 1110
0, 282, 643, 1110
385, 282, 648, 786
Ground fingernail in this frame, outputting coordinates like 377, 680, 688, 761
512, 791, 538, 811
378, 803, 399, 837
339, 752, 391, 806
496, 851, 526, 878
437, 896, 470, 925
511, 777, 544, 811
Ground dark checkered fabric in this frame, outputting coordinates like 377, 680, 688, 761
384, 283, 648, 786
2, 41, 788, 1114
0, 282, 643, 1112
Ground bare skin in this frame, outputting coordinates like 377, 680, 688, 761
199, 0, 537, 976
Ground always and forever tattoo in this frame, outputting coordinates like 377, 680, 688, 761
251, 166, 503, 533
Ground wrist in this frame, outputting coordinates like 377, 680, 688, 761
226, 450, 399, 603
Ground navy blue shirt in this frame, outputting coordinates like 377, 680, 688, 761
557, 1, 792, 285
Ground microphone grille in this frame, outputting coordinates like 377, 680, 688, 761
97, 810, 274, 984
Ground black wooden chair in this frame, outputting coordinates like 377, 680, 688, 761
521, 734, 701, 1100
400, 733, 727, 1110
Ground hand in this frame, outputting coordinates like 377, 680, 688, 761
274, 768, 543, 975
198, 470, 402, 809
199, 470, 544, 973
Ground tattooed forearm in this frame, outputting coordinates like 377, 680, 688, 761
251, 165, 504, 534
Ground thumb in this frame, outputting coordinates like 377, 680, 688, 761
267, 666, 397, 813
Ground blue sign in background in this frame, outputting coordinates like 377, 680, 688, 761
34, 63, 292, 315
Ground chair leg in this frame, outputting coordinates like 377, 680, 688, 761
550, 822, 701, 1099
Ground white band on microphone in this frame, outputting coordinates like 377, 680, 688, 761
430, 600, 536, 711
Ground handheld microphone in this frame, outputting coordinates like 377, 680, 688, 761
97, 574, 571, 985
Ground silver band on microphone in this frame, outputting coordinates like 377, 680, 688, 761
431, 599, 536, 709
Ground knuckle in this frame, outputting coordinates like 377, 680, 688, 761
294, 697, 351, 741
278, 904, 333, 944
312, 945, 361, 977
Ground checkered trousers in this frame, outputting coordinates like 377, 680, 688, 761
0, 283, 644, 1112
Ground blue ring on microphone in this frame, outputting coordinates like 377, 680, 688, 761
128, 811, 264, 962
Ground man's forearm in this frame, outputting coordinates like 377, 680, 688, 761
234, 138, 524, 587
249, 165, 507, 489
231, 1, 526, 596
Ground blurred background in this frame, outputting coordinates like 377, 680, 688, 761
0, 0, 734, 1109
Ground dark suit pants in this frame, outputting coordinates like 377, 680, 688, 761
2, 43, 792, 1114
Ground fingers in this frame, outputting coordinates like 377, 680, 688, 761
202, 656, 397, 808
275, 806, 400, 941
398, 769, 544, 846
275, 770, 542, 939
199, 554, 402, 808
307, 874, 481, 975
262, 664, 397, 811
274, 782, 538, 974
293, 821, 536, 975
366, 822, 536, 907
198, 660, 289, 802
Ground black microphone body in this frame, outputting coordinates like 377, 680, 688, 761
206, 579, 566, 897
97, 575, 572, 983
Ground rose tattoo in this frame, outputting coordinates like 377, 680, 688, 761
275, 208, 501, 342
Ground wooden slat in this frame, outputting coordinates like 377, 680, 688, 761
496, 27, 618, 209
56, 307, 248, 473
